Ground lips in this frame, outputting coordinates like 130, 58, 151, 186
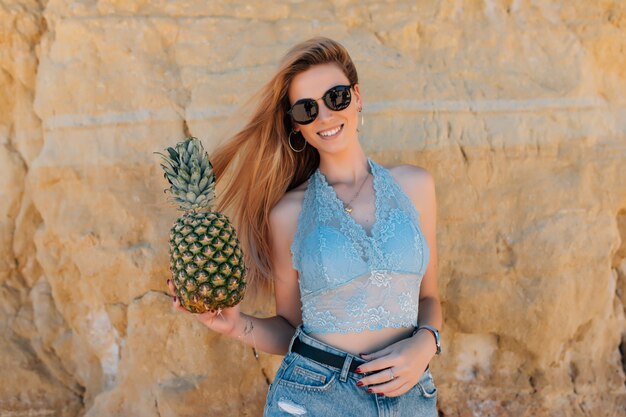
317, 124, 344, 138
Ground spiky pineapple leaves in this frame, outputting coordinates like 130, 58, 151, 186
154, 137, 217, 212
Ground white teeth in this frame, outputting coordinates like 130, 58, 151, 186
319, 125, 342, 137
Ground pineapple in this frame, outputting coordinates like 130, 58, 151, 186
154, 137, 247, 314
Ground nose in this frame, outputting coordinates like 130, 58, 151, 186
316, 98, 334, 120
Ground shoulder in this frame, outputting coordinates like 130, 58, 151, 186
382, 162, 433, 190
269, 178, 310, 236
385, 162, 430, 177
381, 162, 435, 212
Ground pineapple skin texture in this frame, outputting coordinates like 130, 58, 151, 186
168, 210, 247, 314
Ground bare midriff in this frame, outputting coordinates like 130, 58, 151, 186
307, 326, 415, 356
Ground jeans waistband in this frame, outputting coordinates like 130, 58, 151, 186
287, 323, 367, 381
287, 323, 430, 374
288, 323, 366, 359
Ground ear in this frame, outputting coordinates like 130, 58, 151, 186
352, 83, 363, 109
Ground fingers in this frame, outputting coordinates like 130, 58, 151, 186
359, 349, 389, 361
357, 372, 405, 396
197, 308, 223, 320
167, 279, 176, 296
167, 279, 221, 319
172, 295, 189, 313
167, 279, 226, 323
355, 355, 394, 379
167, 279, 188, 313
359, 365, 399, 392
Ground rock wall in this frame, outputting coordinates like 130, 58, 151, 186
1, 0, 625, 416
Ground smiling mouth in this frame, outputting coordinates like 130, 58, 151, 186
317, 124, 344, 137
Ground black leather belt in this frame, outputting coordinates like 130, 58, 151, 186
291, 337, 366, 373
291, 336, 429, 374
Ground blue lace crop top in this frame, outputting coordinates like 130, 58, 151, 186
290, 157, 430, 334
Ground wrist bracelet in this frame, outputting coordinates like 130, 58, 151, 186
412, 325, 441, 355
237, 317, 259, 359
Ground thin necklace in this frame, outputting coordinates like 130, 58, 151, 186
341, 169, 371, 213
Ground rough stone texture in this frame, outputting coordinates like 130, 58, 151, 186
0, 0, 625, 416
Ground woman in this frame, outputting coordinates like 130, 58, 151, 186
167, 36, 442, 416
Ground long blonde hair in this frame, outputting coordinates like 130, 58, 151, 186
209, 36, 359, 305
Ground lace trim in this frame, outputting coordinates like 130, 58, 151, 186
314, 158, 398, 267
315, 158, 379, 241
303, 322, 420, 334
301, 269, 426, 302
302, 312, 420, 334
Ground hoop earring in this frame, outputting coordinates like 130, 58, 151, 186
288, 130, 306, 153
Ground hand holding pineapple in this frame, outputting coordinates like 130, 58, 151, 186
167, 279, 241, 335
155, 137, 248, 316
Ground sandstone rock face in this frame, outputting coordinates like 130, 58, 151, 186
1, 0, 625, 416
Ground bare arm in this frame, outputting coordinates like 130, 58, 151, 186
404, 166, 442, 354
225, 314, 295, 356
413, 169, 442, 330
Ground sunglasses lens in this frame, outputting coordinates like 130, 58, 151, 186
290, 100, 318, 124
324, 86, 352, 111
288, 85, 352, 124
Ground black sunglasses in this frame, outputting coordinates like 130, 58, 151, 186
287, 83, 355, 125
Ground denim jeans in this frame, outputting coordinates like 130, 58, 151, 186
263, 323, 438, 417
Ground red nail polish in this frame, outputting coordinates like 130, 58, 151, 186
356, 381, 363, 387
355, 368, 362, 373
367, 388, 373, 393
378, 393, 385, 397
